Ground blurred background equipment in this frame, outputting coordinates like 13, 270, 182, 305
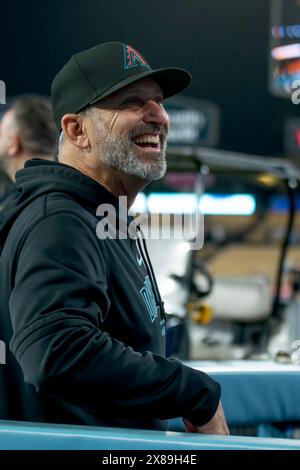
285, 117, 300, 158
136, 149, 300, 362
164, 95, 220, 148
269, 0, 300, 98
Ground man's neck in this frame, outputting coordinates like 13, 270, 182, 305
60, 155, 148, 208
8, 154, 54, 182
7, 155, 28, 182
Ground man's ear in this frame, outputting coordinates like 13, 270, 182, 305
61, 114, 90, 150
8, 134, 22, 157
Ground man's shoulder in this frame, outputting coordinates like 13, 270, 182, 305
10, 191, 90, 223
6, 191, 97, 252
45, 192, 96, 224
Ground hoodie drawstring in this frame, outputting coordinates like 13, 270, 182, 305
136, 224, 167, 323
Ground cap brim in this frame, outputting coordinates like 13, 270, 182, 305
89, 67, 191, 105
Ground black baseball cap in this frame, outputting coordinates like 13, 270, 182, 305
51, 42, 191, 129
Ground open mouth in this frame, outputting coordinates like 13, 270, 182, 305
131, 134, 161, 152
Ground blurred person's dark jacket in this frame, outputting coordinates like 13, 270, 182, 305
0, 168, 14, 209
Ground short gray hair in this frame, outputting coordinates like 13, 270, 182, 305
57, 131, 65, 161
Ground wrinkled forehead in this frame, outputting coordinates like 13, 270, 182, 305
94, 77, 164, 108
121, 77, 163, 95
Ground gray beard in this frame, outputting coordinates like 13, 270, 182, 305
94, 121, 167, 181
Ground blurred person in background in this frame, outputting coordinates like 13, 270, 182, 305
0, 95, 57, 205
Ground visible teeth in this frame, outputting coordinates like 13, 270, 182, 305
133, 134, 160, 145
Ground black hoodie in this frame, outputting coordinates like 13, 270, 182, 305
0, 159, 220, 430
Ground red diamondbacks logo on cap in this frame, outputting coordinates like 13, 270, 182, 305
124, 45, 147, 69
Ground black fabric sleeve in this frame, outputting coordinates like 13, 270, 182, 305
9, 211, 220, 425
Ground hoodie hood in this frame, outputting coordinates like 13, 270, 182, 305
0, 159, 120, 250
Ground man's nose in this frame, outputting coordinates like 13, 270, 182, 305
143, 100, 170, 129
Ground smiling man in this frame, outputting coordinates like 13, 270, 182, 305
58, 76, 169, 207
0, 42, 228, 435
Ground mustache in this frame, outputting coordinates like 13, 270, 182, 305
129, 124, 168, 140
